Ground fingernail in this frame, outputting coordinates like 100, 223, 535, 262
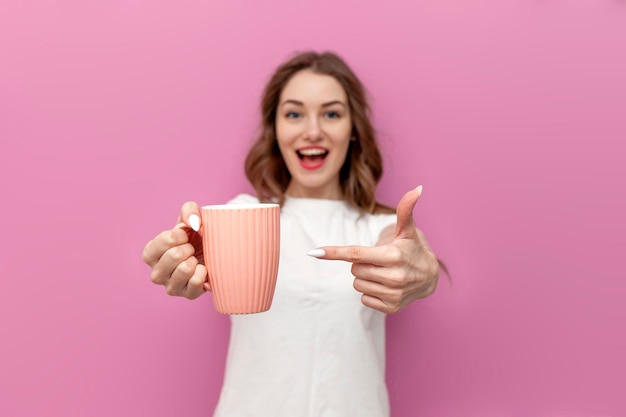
415, 185, 423, 197
307, 249, 326, 258
188, 214, 200, 232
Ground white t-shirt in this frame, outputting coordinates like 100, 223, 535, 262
213, 194, 397, 417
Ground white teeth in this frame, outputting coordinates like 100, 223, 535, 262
298, 148, 327, 156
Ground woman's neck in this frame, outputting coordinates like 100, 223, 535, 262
285, 183, 343, 200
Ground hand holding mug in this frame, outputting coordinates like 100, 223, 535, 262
141, 202, 209, 299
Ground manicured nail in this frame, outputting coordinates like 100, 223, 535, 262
307, 249, 326, 258
188, 214, 200, 232
415, 185, 423, 197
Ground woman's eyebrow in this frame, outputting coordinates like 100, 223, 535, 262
321, 100, 346, 108
280, 99, 304, 107
280, 99, 346, 108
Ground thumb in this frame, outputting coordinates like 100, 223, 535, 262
394, 185, 422, 239
176, 201, 202, 232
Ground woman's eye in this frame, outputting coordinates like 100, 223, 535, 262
286, 111, 301, 119
325, 111, 340, 119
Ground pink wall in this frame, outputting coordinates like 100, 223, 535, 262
1, 1, 624, 416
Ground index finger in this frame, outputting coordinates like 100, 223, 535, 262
142, 227, 190, 267
308, 245, 392, 266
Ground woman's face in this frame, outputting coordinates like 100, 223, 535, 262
275, 70, 352, 200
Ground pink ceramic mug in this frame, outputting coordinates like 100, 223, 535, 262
200, 203, 280, 314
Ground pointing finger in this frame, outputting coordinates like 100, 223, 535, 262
308, 245, 396, 266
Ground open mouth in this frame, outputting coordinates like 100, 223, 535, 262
296, 148, 329, 165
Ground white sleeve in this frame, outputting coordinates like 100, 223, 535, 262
369, 212, 397, 239
226, 193, 261, 205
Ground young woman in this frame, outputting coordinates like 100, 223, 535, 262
142, 51, 441, 416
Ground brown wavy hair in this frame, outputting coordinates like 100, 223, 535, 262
244, 51, 394, 214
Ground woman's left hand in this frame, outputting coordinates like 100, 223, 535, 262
310, 186, 440, 314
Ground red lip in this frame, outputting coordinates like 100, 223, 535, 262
296, 146, 328, 170
298, 158, 326, 170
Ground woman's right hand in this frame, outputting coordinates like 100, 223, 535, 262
141, 202, 210, 299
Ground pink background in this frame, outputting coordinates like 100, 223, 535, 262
1, 1, 624, 416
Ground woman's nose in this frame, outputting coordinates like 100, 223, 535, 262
304, 118, 322, 141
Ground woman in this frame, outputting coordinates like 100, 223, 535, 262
142, 51, 440, 416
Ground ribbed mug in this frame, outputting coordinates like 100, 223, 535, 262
200, 203, 280, 314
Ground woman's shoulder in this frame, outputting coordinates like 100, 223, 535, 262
362, 209, 397, 237
226, 193, 261, 205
